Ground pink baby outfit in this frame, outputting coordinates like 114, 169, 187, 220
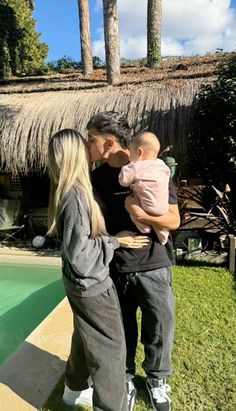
119, 159, 170, 244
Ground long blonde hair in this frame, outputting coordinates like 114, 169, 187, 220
47, 128, 107, 238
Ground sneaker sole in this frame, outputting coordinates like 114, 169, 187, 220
146, 383, 171, 411
129, 395, 136, 411
63, 397, 93, 406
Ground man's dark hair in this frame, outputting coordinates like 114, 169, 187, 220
87, 111, 132, 149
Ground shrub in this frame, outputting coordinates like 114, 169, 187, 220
46, 56, 82, 72
187, 51, 236, 188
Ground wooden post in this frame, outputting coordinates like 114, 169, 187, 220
228, 234, 236, 274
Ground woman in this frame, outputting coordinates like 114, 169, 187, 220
47, 129, 148, 411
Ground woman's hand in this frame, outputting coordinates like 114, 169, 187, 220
116, 230, 149, 248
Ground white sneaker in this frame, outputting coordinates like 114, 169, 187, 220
63, 384, 93, 406
127, 380, 137, 411
146, 379, 171, 411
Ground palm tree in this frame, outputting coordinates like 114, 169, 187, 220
77, 0, 93, 75
147, 0, 162, 67
102, 0, 120, 85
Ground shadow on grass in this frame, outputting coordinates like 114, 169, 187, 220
43, 374, 152, 411
43, 375, 65, 411
43, 376, 92, 411
175, 259, 227, 268
175, 256, 236, 295
134, 375, 151, 407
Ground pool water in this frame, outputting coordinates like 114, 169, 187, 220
0, 262, 65, 364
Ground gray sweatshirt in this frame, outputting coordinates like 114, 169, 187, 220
58, 186, 119, 297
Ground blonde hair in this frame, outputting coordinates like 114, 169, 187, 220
132, 131, 161, 157
47, 128, 107, 238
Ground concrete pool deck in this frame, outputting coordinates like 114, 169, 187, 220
0, 246, 61, 266
0, 248, 73, 411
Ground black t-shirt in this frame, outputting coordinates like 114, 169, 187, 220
92, 162, 177, 273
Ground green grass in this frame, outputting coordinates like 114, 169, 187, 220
42, 264, 236, 411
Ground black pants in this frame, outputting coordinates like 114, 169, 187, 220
111, 267, 174, 381
63, 277, 127, 411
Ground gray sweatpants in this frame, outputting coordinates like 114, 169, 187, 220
111, 266, 174, 381
63, 278, 127, 411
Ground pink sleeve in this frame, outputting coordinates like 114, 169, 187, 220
119, 163, 136, 187
136, 162, 170, 215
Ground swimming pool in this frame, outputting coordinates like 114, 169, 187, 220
0, 262, 65, 364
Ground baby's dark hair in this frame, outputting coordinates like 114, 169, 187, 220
87, 111, 132, 149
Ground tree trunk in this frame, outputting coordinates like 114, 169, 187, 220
102, 0, 120, 85
147, 0, 162, 67
77, 0, 93, 75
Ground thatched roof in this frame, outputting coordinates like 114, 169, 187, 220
0, 54, 221, 175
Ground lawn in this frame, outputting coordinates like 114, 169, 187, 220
42, 263, 236, 411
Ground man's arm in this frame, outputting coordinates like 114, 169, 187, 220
125, 195, 180, 231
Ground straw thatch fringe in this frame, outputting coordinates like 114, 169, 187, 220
0, 80, 202, 174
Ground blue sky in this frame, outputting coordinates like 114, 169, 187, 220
33, 0, 100, 61
33, 0, 236, 62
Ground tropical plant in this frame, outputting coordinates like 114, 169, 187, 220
178, 184, 236, 236
187, 51, 236, 187
147, 0, 162, 67
0, 0, 48, 78
102, 0, 120, 85
211, 185, 236, 236
77, 0, 93, 75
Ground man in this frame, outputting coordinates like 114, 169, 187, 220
87, 111, 180, 411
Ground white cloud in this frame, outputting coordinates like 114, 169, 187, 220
162, 0, 236, 54
92, 39, 105, 61
120, 36, 147, 59
92, 35, 146, 61
162, 38, 185, 56
92, 0, 236, 59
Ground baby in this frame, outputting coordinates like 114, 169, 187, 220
119, 131, 170, 244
